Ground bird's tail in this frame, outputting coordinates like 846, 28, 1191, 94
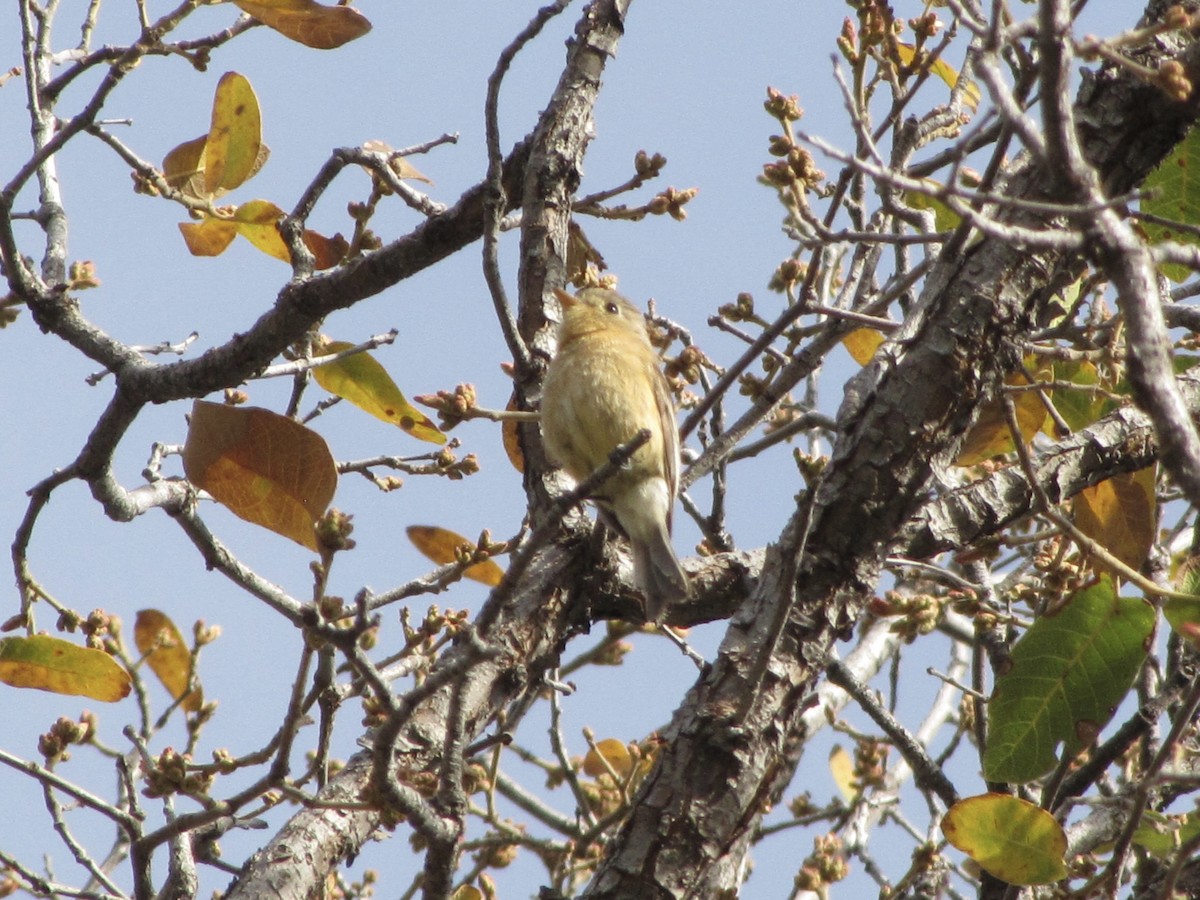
633, 526, 690, 624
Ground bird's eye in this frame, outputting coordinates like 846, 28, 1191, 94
605, 301, 620, 315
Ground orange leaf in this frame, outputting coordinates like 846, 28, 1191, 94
502, 392, 525, 473
182, 401, 338, 551
233, 0, 372, 49
303, 229, 348, 269
1073, 466, 1157, 576
179, 218, 238, 257
583, 738, 634, 778
134, 610, 203, 713
406, 525, 504, 587
183, 202, 346, 267
0, 635, 131, 702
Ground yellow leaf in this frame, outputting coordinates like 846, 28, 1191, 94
205, 73, 264, 195
182, 202, 345, 268
182, 401, 338, 551
162, 134, 210, 200
828, 745, 858, 802
895, 42, 980, 109
942, 794, 1067, 886
134, 610, 203, 713
406, 525, 504, 587
312, 338, 445, 443
0, 635, 131, 702
842, 328, 885, 366
233, 0, 372, 49
956, 370, 1049, 466
232, 200, 289, 261
1073, 466, 1157, 576
161, 73, 269, 203
583, 738, 634, 779
179, 218, 238, 257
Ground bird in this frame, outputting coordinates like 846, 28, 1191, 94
540, 285, 690, 622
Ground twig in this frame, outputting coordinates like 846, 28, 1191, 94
256, 330, 398, 379
827, 660, 959, 807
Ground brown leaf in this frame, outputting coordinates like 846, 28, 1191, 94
134, 610, 203, 713
566, 222, 606, 283
303, 229, 349, 269
233, 0, 372, 49
182, 401, 338, 551
1073, 466, 1157, 577
361, 141, 434, 185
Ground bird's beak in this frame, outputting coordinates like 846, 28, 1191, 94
552, 288, 577, 310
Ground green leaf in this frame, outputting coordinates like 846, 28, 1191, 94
1047, 359, 1116, 433
1165, 559, 1200, 646
1132, 810, 1200, 859
941, 794, 1067, 885
983, 577, 1155, 783
312, 338, 445, 444
0, 635, 131, 702
1141, 125, 1200, 283
902, 183, 961, 232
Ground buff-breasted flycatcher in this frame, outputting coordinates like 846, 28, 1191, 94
540, 286, 690, 622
